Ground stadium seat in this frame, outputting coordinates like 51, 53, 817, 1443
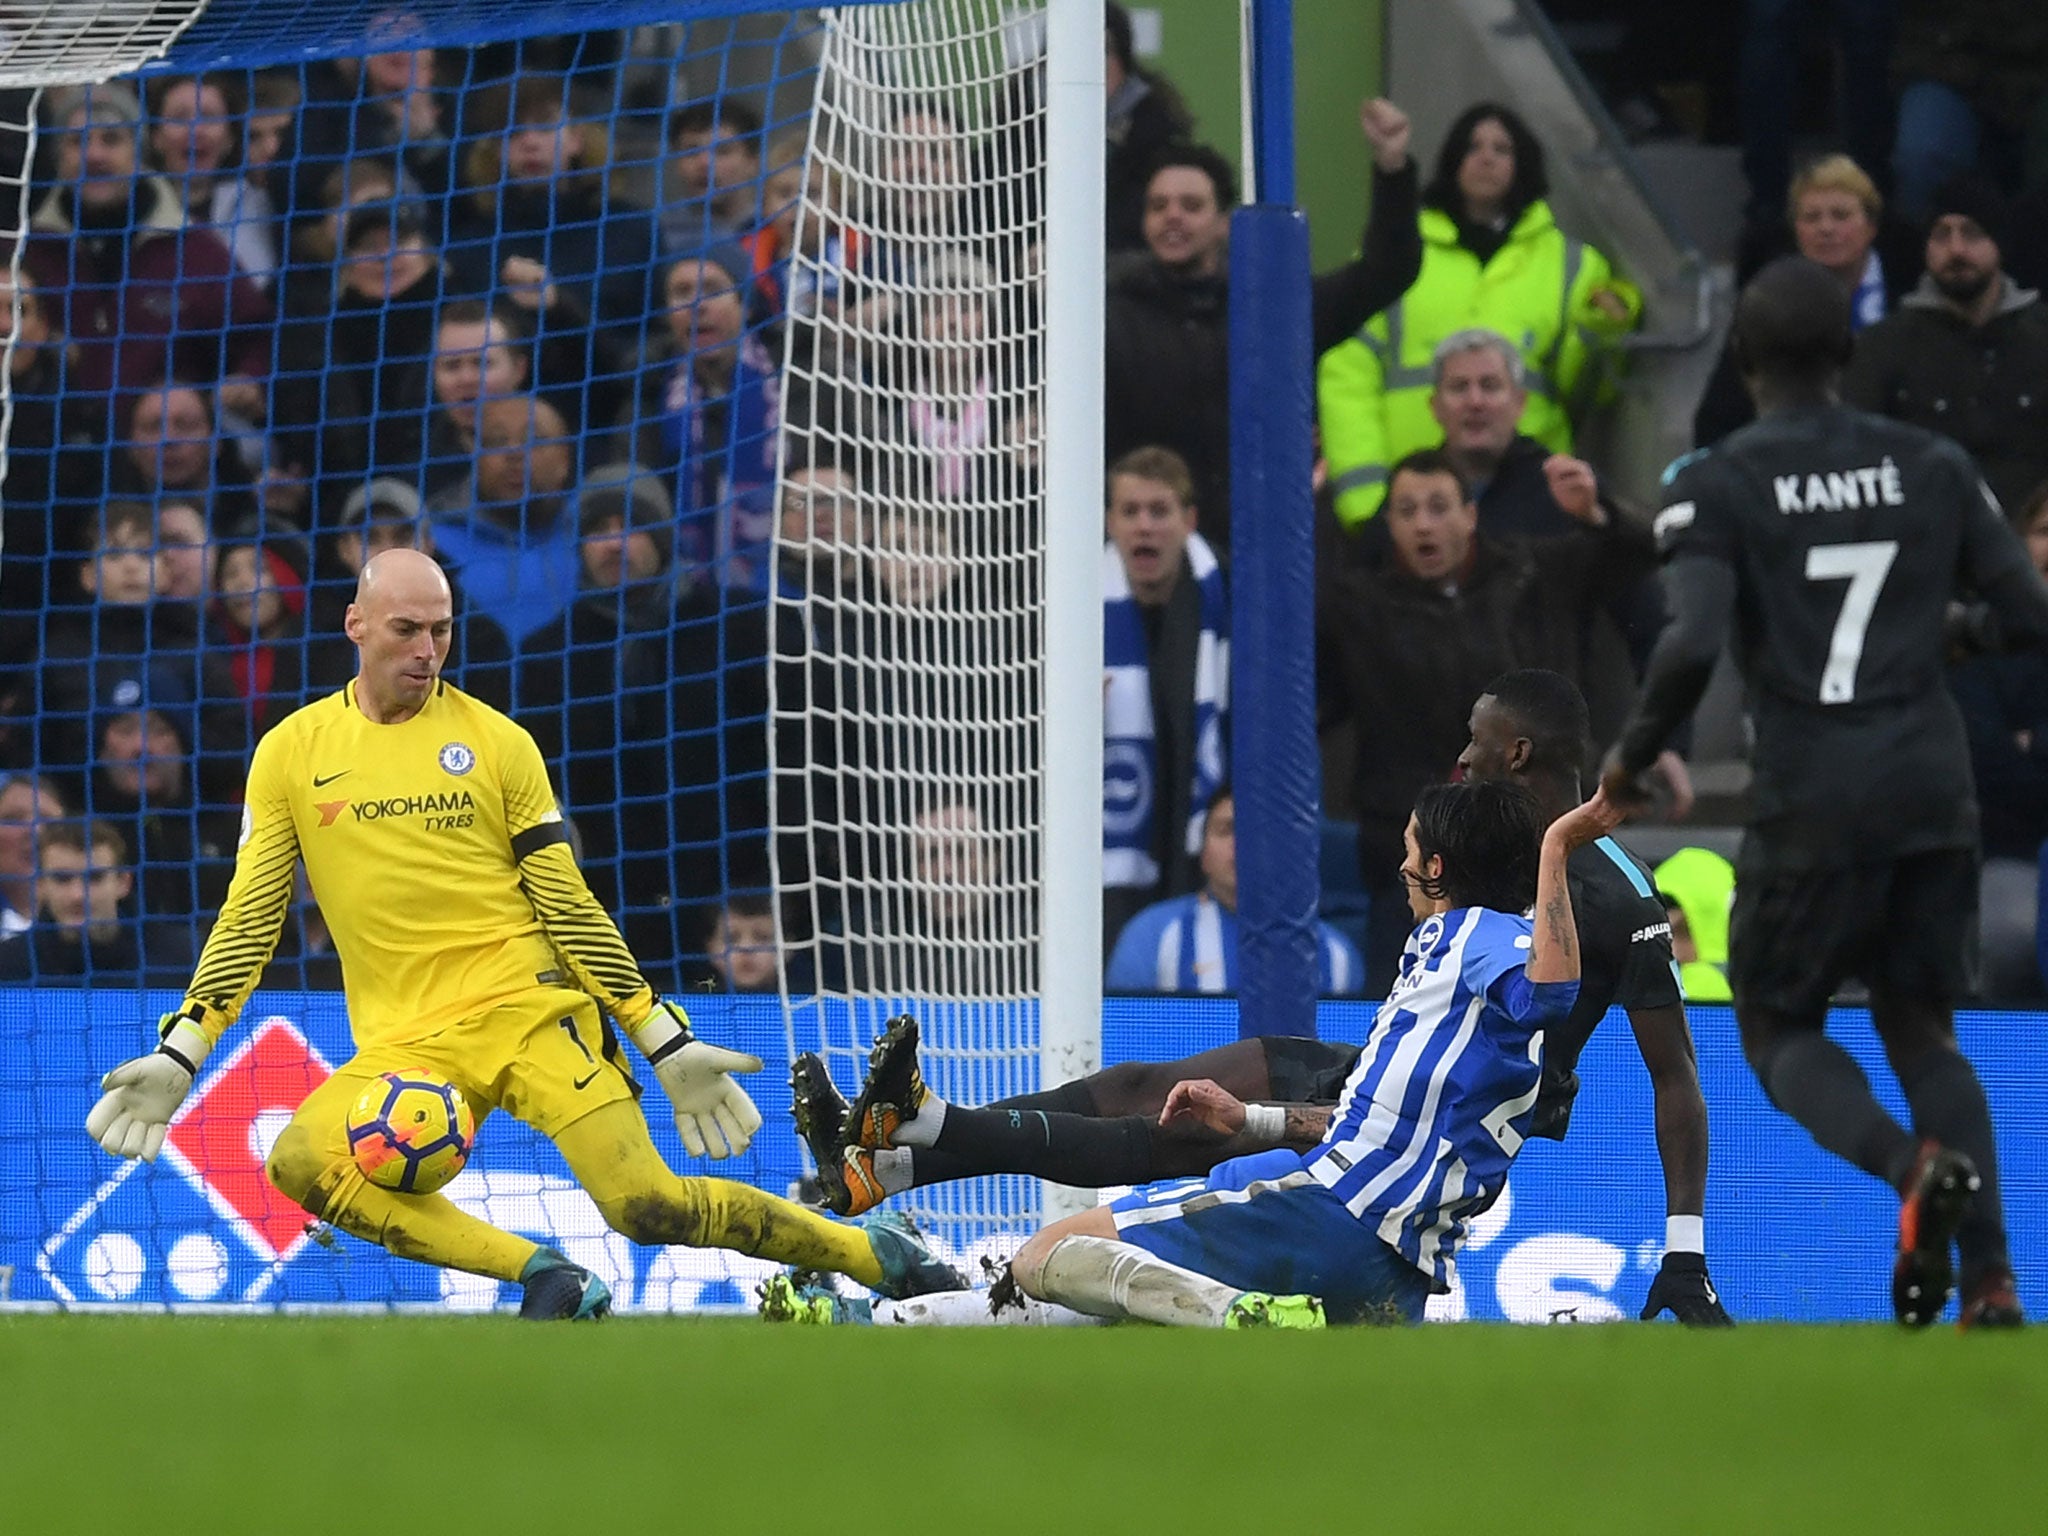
1318, 816, 1370, 961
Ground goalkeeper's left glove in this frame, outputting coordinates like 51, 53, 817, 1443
628, 998, 764, 1160
85, 1006, 213, 1161
1639, 1251, 1735, 1327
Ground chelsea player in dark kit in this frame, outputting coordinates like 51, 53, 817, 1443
1603, 256, 2048, 1330
768, 779, 1623, 1328
790, 672, 1728, 1324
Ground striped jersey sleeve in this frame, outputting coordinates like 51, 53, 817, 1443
497, 721, 654, 1028
181, 724, 300, 1041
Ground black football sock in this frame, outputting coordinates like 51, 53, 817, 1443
1146, 1118, 1244, 1179
1898, 1046, 2010, 1283
984, 1078, 1100, 1117
925, 1105, 1157, 1187
898, 1146, 975, 1191
1757, 1033, 1915, 1184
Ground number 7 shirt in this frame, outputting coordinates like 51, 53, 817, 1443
1614, 401, 2048, 870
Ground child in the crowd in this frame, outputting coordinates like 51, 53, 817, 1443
707, 893, 781, 994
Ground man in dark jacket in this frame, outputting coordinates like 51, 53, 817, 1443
1844, 175, 2048, 514
1317, 448, 1654, 990
0, 819, 194, 987
1105, 102, 1422, 552
1419, 327, 1665, 730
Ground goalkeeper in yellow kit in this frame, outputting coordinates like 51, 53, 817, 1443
85, 549, 961, 1317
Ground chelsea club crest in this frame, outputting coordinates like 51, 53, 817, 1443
438, 742, 476, 776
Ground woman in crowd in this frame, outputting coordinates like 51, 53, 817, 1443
1318, 101, 1640, 528
390, 296, 590, 507
897, 248, 1000, 501
1694, 153, 1908, 446
145, 73, 281, 290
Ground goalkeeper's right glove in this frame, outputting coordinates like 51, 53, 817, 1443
84, 1006, 213, 1162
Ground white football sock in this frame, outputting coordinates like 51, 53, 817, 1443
870, 1287, 1104, 1327
1034, 1234, 1244, 1328
890, 1094, 948, 1148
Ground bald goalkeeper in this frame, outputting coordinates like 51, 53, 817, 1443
86, 549, 962, 1315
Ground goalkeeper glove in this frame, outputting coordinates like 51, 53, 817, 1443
628, 998, 764, 1160
85, 1005, 213, 1162
1639, 1251, 1735, 1327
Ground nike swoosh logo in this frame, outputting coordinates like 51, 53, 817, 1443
312, 770, 352, 787
573, 1069, 601, 1090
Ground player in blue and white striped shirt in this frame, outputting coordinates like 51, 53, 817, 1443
894, 778, 1620, 1328
1305, 899, 1555, 1289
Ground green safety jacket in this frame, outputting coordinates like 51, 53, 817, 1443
1317, 199, 1640, 526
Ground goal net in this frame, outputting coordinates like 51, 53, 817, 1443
774, 1, 1055, 1252
0, 0, 1100, 1310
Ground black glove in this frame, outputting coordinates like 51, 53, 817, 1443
1640, 1251, 1734, 1326
1527, 1065, 1578, 1142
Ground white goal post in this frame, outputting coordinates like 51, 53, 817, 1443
772, 0, 1104, 1241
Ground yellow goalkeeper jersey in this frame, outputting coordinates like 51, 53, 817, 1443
181, 680, 656, 1051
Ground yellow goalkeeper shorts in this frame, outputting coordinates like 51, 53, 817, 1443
314, 988, 642, 1147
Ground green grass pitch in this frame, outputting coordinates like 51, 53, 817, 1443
5, 1316, 2043, 1533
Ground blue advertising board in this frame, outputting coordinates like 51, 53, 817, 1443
4, 988, 2043, 1321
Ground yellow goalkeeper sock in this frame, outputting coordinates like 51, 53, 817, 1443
554, 1102, 884, 1288
282, 1151, 539, 1283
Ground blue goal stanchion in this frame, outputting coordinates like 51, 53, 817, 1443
1228, 0, 1320, 1041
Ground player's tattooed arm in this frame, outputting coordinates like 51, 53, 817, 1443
1527, 791, 1624, 984
1542, 882, 1578, 971
1162, 1083, 1332, 1147
1279, 1104, 1334, 1147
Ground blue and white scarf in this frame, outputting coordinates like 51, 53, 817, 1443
1851, 250, 1887, 332
1102, 532, 1229, 890
659, 331, 783, 589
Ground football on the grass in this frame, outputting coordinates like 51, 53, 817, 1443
346, 1071, 476, 1194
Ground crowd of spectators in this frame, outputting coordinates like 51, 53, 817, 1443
1, 4, 2044, 1004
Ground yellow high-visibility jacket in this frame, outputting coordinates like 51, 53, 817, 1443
1318, 199, 1641, 526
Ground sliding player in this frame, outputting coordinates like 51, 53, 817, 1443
86, 549, 962, 1317
792, 669, 1729, 1323
765, 779, 1620, 1326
